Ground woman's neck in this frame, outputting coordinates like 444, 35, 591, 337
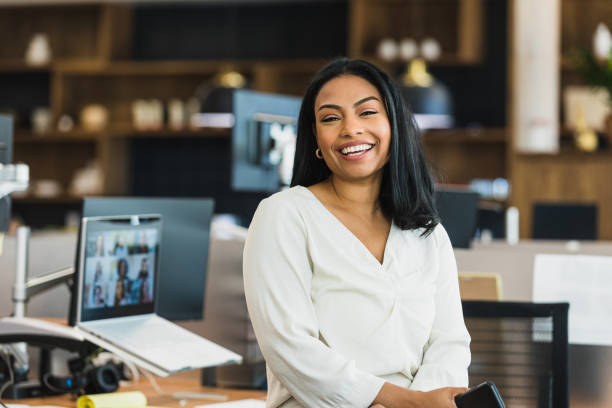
326, 174, 382, 216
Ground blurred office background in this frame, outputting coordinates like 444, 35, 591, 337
0, 0, 605, 238
1, 0, 612, 407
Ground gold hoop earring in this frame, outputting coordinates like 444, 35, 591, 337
315, 148, 323, 159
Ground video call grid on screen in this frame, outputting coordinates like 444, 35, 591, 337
78, 215, 161, 322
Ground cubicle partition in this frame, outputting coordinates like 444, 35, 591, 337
463, 301, 569, 408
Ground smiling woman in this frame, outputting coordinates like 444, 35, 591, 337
243, 58, 471, 408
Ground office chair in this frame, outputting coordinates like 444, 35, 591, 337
462, 301, 569, 408
532, 202, 598, 240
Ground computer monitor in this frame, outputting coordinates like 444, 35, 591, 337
0, 114, 13, 232
76, 197, 214, 322
532, 202, 598, 240
231, 89, 302, 192
435, 187, 480, 248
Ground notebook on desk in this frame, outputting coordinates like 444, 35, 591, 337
73, 214, 242, 377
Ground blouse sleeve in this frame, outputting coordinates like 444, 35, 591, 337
243, 196, 385, 408
409, 225, 471, 391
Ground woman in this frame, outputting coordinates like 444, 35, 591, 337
114, 258, 129, 306
243, 58, 470, 408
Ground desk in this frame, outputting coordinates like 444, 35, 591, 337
12, 370, 266, 407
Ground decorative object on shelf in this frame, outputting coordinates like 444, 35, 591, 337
32, 179, 62, 198
399, 38, 419, 62
377, 38, 399, 62
192, 68, 247, 128
197, 68, 247, 113
563, 86, 610, 132
80, 104, 109, 132
399, 58, 453, 130
574, 107, 598, 152
69, 161, 104, 196
420, 38, 442, 61
31, 107, 52, 134
24, 33, 52, 67
593, 23, 612, 61
57, 114, 75, 133
575, 22, 612, 145
131, 99, 163, 131
167, 99, 186, 130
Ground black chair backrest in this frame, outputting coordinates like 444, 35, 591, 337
462, 301, 569, 408
532, 202, 597, 240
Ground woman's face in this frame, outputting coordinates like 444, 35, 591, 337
314, 74, 391, 183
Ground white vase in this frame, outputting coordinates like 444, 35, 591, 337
25, 33, 52, 66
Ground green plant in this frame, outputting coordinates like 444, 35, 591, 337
575, 48, 612, 105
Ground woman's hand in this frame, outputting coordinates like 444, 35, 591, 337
373, 383, 468, 408
415, 387, 468, 408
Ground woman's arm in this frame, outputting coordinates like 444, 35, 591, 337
409, 225, 471, 391
372, 382, 467, 408
243, 196, 385, 408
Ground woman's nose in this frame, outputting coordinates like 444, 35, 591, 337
342, 116, 364, 137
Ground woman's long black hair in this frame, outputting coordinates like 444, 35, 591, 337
290, 58, 439, 235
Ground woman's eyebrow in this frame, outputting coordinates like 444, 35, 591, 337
353, 96, 380, 107
317, 96, 380, 112
317, 103, 341, 112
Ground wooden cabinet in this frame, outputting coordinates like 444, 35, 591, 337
1, 1, 506, 227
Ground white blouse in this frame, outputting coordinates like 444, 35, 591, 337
243, 186, 470, 408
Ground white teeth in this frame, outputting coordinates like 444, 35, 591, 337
340, 144, 373, 155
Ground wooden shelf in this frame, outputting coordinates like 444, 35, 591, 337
108, 126, 231, 139
361, 55, 483, 69
423, 128, 506, 144
52, 58, 327, 76
0, 60, 51, 72
12, 195, 84, 204
14, 129, 101, 143
14, 127, 231, 142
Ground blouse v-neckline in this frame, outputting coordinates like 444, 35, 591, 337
299, 186, 394, 268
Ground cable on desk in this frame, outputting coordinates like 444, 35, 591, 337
139, 368, 162, 394
0, 348, 15, 408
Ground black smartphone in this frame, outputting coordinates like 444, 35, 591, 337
454, 381, 505, 408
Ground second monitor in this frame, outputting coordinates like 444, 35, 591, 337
80, 197, 214, 322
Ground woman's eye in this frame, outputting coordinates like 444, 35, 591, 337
360, 110, 377, 117
321, 116, 339, 122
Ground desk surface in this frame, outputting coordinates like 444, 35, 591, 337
11, 370, 266, 407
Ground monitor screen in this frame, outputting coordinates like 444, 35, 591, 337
0, 115, 13, 232
435, 188, 480, 249
232, 89, 302, 192
74, 197, 214, 322
77, 215, 161, 323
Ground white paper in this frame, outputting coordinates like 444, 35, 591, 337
533, 254, 612, 346
195, 399, 266, 408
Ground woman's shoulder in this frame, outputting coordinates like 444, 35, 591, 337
247, 186, 318, 240
257, 185, 315, 213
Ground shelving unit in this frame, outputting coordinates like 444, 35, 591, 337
508, 0, 612, 239
0, 0, 508, 228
